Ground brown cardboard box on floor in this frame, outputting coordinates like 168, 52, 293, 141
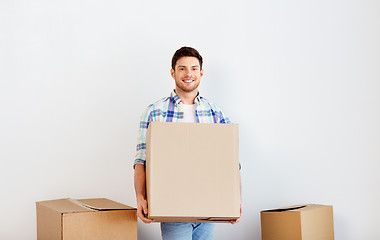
146, 122, 241, 222
260, 204, 334, 240
36, 198, 137, 240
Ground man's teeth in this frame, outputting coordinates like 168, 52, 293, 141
184, 79, 193, 83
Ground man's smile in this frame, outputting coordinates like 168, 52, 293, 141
183, 79, 194, 83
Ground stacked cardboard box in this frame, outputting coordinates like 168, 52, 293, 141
36, 198, 137, 240
261, 204, 334, 240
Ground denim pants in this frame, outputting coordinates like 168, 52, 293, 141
161, 222, 215, 240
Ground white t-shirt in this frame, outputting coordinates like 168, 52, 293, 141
182, 104, 197, 123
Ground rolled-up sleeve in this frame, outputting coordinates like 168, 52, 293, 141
134, 106, 152, 168
213, 104, 231, 124
218, 109, 230, 124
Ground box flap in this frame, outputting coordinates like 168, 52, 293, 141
262, 204, 332, 213
298, 204, 333, 212
36, 198, 92, 213
262, 204, 308, 213
76, 198, 136, 210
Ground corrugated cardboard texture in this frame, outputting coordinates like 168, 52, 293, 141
36, 198, 137, 240
261, 204, 334, 240
146, 122, 240, 222
261, 211, 302, 240
301, 205, 334, 240
37, 198, 90, 214
76, 198, 135, 210
63, 210, 137, 240
36, 203, 62, 240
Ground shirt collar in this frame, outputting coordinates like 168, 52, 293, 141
170, 90, 201, 105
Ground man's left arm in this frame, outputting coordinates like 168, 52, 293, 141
216, 106, 242, 224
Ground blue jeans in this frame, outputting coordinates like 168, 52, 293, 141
161, 222, 215, 240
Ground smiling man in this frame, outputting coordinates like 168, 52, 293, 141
134, 46, 241, 240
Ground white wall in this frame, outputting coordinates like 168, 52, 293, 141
1, 0, 379, 239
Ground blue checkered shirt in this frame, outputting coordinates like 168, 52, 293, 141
134, 90, 231, 167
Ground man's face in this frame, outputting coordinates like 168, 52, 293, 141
171, 57, 203, 94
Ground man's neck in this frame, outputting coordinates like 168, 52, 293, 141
175, 87, 198, 105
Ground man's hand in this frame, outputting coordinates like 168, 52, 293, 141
136, 196, 154, 224
230, 203, 243, 224
134, 164, 154, 224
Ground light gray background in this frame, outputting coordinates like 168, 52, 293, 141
1, 0, 379, 239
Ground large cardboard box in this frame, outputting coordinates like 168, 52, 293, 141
36, 198, 137, 240
261, 204, 334, 240
146, 122, 240, 222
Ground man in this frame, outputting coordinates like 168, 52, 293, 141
134, 46, 241, 240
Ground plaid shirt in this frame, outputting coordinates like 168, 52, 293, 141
134, 90, 231, 166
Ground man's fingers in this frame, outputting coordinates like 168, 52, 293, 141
141, 215, 154, 224
140, 215, 153, 223
230, 204, 243, 224
142, 203, 148, 215
137, 204, 153, 224
230, 217, 241, 224
137, 210, 152, 223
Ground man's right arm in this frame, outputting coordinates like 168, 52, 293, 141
134, 164, 154, 223
134, 105, 154, 223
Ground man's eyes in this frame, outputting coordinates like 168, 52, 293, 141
178, 68, 198, 71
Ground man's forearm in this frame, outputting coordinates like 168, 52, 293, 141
134, 164, 147, 200
134, 164, 154, 223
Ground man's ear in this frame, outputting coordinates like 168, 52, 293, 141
200, 69, 204, 77
170, 68, 175, 79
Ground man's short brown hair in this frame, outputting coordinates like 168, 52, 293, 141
171, 46, 203, 70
